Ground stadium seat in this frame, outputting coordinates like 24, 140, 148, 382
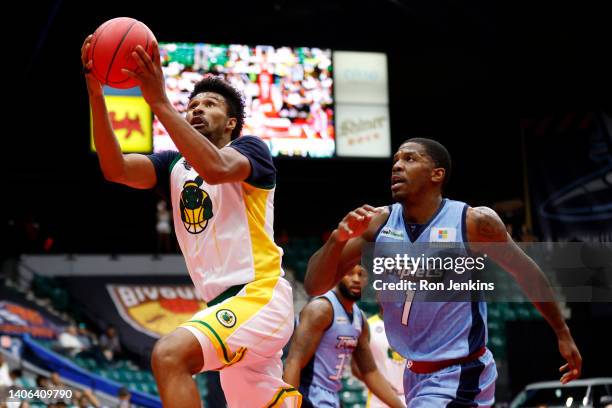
120, 369, 136, 382
514, 303, 532, 320
499, 303, 517, 320
294, 260, 308, 281
342, 377, 364, 392
341, 390, 364, 405
50, 287, 69, 311
487, 303, 501, 320
487, 318, 503, 334
32, 275, 54, 298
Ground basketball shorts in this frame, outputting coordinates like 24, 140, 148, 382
181, 276, 302, 408
403, 348, 497, 407
299, 383, 339, 408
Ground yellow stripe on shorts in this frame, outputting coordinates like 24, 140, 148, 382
265, 386, 302, 408
184, 319, 247, 366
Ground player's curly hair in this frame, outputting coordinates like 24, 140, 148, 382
190, 76, 246, 140
404, 137, 452, 188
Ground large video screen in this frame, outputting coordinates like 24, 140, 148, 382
155, 43, 334, 158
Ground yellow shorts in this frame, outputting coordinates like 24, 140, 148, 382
181, 277, 301, 408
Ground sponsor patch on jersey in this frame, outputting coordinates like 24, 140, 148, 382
335, 316, 349, 324
216, 309, 237, 328
379, 227, 404, 240
107, 284, 205, 338
430, 227, 457, 242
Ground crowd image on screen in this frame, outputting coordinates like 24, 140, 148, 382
154, 43, 335, 157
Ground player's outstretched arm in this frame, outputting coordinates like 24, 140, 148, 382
304, 206, 387, 296
467, 206, 582, 384
283, 299, 333, 389
123, 44, 250, 185
82, 35, 157, 190
352, 322, 405, 408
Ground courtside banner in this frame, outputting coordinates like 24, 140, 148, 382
522, 111, 612, 241
0, 301, 61, 339
107, 284, 206, 338
60, 276, 201, 358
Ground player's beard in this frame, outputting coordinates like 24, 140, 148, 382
338, 281, 361, 301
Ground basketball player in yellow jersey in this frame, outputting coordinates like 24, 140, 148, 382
82, 37, 300, 408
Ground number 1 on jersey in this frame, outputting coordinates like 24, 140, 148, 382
401, 290, 415, 326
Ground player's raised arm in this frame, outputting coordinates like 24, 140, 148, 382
352, 319, 406, 408
304, 206, 387, 296
467, 206, 582, 384
82, 35, 157, 190
282, 299, 333, 389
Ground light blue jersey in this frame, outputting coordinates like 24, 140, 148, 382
374, 199, 497, 407
299, 290, 364, 407
375, 198, 487, 361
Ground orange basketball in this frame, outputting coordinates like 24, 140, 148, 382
88, 17, 157, 89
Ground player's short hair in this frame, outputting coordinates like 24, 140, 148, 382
404, 137, 452, 187
190, 76, 245, 140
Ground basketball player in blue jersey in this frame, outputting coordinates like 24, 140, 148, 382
284, 265, 405, 408
82, 39, 299, 407
304, 138, 582, 407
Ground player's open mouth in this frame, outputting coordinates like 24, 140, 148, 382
191, 116, 207, 128
391, 176, 405, 190
391, 182, 404, 190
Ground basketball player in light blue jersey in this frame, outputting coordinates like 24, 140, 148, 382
284, 265, 405, 408
304, 138, 582, 407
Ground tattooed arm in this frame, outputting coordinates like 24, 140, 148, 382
466, 206, 582, 384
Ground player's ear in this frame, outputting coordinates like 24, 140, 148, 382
431, 167, 445, 184
226, 117, 237, 131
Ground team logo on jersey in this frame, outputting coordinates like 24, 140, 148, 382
180, 176, 213, 234
107, 284, 206, 338
430, 227, 456, 242
335, 316, 349, 324
216, 309, 237, 328
336, 335, 358, 350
